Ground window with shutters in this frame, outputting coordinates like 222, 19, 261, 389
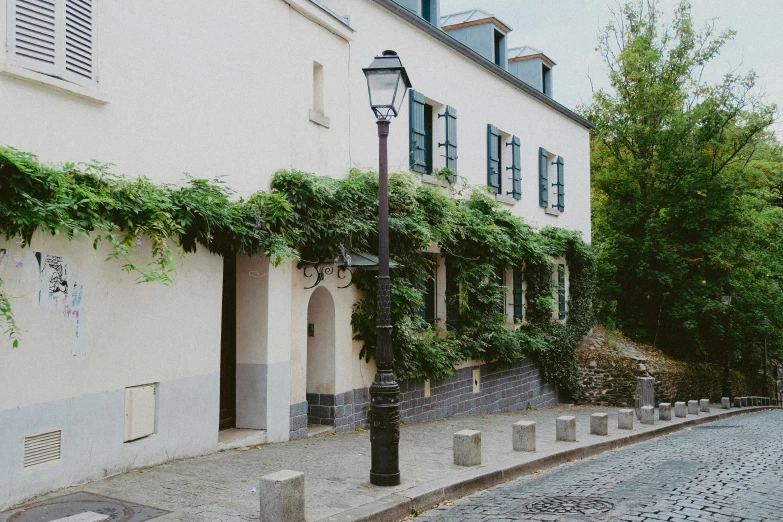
445, 257, 461, 329
409, 90, 436, 175
6, 0, 97, 89
540, 148, 565, 214
487, 125, 501, 194
553, 262, 567, 321
506, 136, 521, 200
494, 266, 506, 315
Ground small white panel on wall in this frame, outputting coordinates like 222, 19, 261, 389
124, 384, 156, 442
472, 368, 481, 394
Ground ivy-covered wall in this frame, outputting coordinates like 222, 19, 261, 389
1, 148, 596, 395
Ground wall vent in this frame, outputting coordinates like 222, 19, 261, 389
23, 430, 62, 468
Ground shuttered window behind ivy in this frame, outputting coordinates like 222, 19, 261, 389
418, 255, 437, 325
409, 90, 427, 173
513, 266, 524, 322
439, 105, 458, 180
494, 266, 505, 315
487, 125, 500, 194
446, 258, 461, 329
558, 264, 566, 320
7, 0, 96, 88
538, 147, 548, 208
507, 136, 521, 200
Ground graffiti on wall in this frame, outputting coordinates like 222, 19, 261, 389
35, 252, 86, 356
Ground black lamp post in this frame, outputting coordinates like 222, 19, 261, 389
761, 318, 769, 397
362, 50, 411, 487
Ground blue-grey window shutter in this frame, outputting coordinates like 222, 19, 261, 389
554, 156, 565, 212
446, 258, 460, 329
558, 264, 566, 320
487, 124, 500, 193
409, 90, 426, 173
513, 266, 523, 322
538, 147, 548, 208
506, 136, 521, 200
438, 105, 458, 181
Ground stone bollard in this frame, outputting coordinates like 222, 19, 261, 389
688, 400, 699, 415
674, 401, 687, 418
749, 397, 755, 406
699, 399, 710, 413
764, 397, 770, 406
734, 397, 741, 408
640, 406, 654, 425
590, 413, 608, 436
556, 416, 576, 442
659, 403, 672, 421
618, 409, 634, 430
513, 421, 536, 452
454, 430, 481, 466
740, 397, 747, 407
259, 470, 305, 522
721, 397, 730, 409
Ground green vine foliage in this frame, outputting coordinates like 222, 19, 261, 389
0, 148, 595, 395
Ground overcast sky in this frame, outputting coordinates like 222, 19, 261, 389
440, 0, 783, 136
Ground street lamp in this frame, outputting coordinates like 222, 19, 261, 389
761, 318, 769, 397
363, 50, 411, 487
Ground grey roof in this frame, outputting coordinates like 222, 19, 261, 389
508, 45, 556, 65
440, 8, 512, 31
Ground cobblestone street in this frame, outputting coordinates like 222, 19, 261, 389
414, 410, 783, 522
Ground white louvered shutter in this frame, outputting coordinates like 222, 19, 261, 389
7, 0, 95, 88
7, 0, 59, 77
62, 0, 95, 87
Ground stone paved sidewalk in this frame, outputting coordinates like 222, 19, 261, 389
9, 404, 775, 522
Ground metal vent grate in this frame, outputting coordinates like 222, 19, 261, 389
24, 430, 62, 468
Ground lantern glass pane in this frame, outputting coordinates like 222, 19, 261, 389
391, 73, 408, 115
366, 69, 401, 110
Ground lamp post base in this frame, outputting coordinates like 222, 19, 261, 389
370, 470, 401, 487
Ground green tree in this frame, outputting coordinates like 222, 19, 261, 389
585, 0, 783, 381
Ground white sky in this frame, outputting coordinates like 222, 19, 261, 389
440, 0, 783, 136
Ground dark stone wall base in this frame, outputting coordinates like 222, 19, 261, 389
289, 358, 555, 439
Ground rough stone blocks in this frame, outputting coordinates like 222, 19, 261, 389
674, 401, 687, 417
688, 400, 699, 415
659, 403, 672, 421
259, 470, 305, 522
590, 413, 608, 436
618, 409, 634, 430
700, 399, 710, 413
721, 397, 730, 409
454, 430, 481, 466
513, 421, 536, 451
556, 416, 576, 441
640, 405, 654, 425
741, 397, 748, 407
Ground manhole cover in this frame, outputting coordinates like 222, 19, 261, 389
0, 492, 169, 522
522, 496, 615, 515
693, 425, 741, 429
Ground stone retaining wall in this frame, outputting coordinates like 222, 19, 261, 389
289, 358, 556, 439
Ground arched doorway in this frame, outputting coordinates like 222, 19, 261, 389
306, 286, 336, 430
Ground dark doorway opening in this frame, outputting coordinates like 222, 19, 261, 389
219, 253, 237, 431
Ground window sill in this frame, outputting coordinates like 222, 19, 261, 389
421, 174, 450, 188
309, 110, 330, 128
0, 62, 108, 104
545, 207, 561, 216
496, 194, 517, 206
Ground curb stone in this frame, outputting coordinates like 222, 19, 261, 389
316, 406, 781, 522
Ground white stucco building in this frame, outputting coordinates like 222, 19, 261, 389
0, 0, 592, 508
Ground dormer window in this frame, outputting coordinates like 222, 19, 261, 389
508, 46, 556, 97
494, 30, 504, 67
441, 9, 511, 70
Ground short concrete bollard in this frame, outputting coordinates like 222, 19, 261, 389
259, 470, 305, 522
454, 430, 481, 466
674, 401, 687, 418
659, 403, 672, 421
699, 399, 710, 413
590, 413, 608, 436
751, 397, 758, 406
688, 400, 699, 415
721, 397, 730, 409
741, 397, 748, 407
513, 421, 536, 452
640, 405, 655, 425
734, 397, 741, 408
618, 409, 634, 430
556, 416, 576, 442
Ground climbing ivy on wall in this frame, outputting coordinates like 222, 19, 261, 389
0, 147, 595, 395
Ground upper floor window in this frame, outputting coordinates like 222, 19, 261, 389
410, 91, 458, 179
7, 0, 97, 88
539, 148, 565, 213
